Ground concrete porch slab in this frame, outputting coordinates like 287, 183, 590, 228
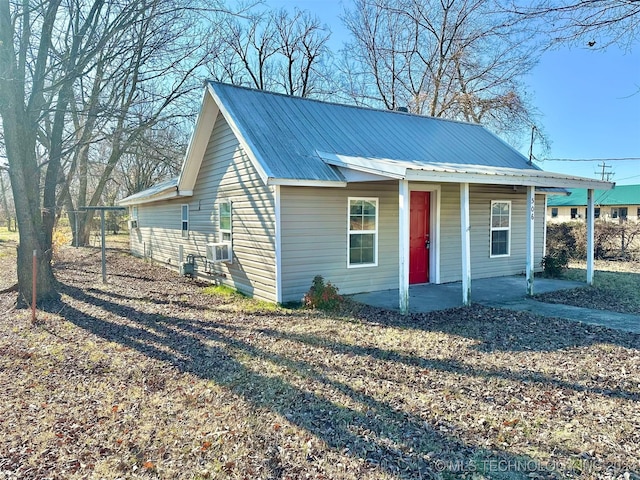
350, 276, 585, 313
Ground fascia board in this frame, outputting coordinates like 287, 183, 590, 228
177, 91, 219, 192
405, 170, 614, 190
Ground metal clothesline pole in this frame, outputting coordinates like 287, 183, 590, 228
79, 206, 125, 283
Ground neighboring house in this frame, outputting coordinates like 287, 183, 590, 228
547, 184, 640, 223
118, 82, 611, 312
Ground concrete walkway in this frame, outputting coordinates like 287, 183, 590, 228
351, 276, 640, 334
483, 297, 640, 334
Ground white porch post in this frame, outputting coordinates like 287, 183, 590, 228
526, 186, 535, 296
543, 194, 548, 258
399, 180, 410, 313
460, 183, 471, 306
586, 188, 595, 285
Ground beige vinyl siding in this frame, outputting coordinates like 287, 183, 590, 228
129, 112, 276, 301
437, 183, 463, 283
280, 182, 399, 303
438, 185, 545, 282
280, 181, 547, 301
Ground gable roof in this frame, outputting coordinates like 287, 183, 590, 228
119, 82, 612, 206
547, 184, 640, 207
207, 81, 536, 183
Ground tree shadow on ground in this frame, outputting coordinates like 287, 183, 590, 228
350, 304, 640, 353
255, 327, 639, 402
42, 282, 564, 479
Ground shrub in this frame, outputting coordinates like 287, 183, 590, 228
303, 275, 343, 311
541, 251, 568, 278
52, 227, 72, 259
546, 221, 640, 261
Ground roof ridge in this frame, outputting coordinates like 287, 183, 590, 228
207, 80, 486, 128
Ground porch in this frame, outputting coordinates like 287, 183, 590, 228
351, 275, 584, 313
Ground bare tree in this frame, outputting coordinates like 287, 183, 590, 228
508, 0, 640, 49
341, 0, 542, 140
210, 7, 333, 98
0, 168, 14, 231
56, 0, 217, 247
0, 0, 224, 301
115, 126, 187, 198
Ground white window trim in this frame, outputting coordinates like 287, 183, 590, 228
219, 199, 232, 243
181, 204, 189, 238
489, 200, 511, 258
347, 197, 379, 268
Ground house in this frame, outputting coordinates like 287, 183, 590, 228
547, 184, 640, 223
118, 82, 612, 312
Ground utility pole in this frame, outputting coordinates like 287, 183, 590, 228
596, 161, 613, 181
528, 125, 537, 166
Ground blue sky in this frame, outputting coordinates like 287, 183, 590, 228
263, 0, 640, 185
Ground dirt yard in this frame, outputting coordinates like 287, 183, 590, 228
0, 243, 639, 479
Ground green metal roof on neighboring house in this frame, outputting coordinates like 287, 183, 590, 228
547, 184, 640, 207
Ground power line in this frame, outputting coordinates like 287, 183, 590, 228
536, 157, 640, 162
615, 174, 640, 181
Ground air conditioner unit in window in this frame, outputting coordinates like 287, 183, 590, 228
206, 242, 232, 264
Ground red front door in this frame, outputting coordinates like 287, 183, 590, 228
409, 191, 430, 284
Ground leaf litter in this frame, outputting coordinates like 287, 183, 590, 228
0, 245, 638, 479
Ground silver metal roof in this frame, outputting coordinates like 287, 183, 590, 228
209, 81, 538, 183
118, 177, 178, 206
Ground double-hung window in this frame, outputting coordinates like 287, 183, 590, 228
348, 198, 378, 267
130, 206, 139, 229
219, 200, 232, 242
490, 201, 510, 257
181, 204, 189, 238
551, 207, 558, 218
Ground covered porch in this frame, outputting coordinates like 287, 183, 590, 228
351, 275, 585, 313
320, 152, 614, 313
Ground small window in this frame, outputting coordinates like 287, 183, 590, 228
219, 200, 232, 242
181, 204, 189, 238
348, 198, 378, 267
637, 207, 640, 218
612, 207, 628, 220
490, 201, 510, 257
570, 208, 578, 219
585, 207, 601, 219
130, 206, 139, 229
551, 207, 558, 218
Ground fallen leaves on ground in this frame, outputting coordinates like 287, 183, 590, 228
0, 246, 639, 479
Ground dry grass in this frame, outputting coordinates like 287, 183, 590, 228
0, 247, 639, 479
536, 260, 640, 315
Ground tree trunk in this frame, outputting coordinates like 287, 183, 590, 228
4, 120, 58, 303
0, 172, 13, 230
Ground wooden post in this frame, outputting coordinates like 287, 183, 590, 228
526, 186, 535, 296
460, 183, 471, 306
